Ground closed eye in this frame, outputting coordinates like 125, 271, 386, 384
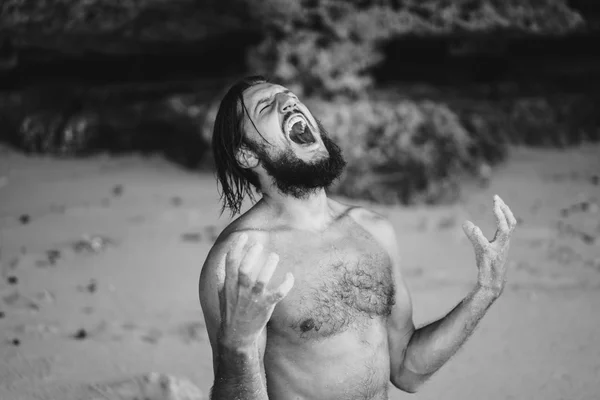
260, 103, 271, 113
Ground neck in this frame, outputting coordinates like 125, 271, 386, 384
260, 187, 333, 231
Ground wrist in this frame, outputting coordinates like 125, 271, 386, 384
218, 328, 258, 353
474, 283, 503, 301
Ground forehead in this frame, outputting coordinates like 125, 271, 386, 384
242, 82, 288, 107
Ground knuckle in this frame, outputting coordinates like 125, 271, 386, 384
238, 271, 252, 286
271, 295, 283, 303
252, 281, 266, 294
268, 291, 283, 303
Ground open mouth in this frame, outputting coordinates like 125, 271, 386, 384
283, 113, 316, 145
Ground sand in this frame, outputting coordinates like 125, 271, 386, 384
0, 143, 599, 400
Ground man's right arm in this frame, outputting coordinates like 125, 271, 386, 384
200, 233, 293, 400
212, 332, 268, 400
199, 237, 269, 400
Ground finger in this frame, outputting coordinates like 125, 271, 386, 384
253, 252, 280, 294
268, 272, 295, 304
225, 233, 249, 281
493, 195, 509, 233
462, 220, 489, 249
497, 197, 518, 230
238, 242, 264, 287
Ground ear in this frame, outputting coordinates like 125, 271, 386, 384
235, 146, 259, 169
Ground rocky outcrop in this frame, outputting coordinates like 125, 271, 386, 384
0, 0, 598, 206
0, 0, 250, 54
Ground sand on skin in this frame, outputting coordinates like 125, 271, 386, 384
0, 144, 599, 400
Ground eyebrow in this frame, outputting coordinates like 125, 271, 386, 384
253, 89, 292, 115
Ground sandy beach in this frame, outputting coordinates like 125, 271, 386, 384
0, 143, 599, 400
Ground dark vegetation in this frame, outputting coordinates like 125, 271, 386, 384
1, 0, 599, 204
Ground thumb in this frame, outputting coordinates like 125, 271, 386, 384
462, 220, 488, 249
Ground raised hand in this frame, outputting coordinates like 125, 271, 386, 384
462, 195, 517, 296
218, 233, 294, 349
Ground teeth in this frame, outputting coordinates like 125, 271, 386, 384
285, 114, 306, 136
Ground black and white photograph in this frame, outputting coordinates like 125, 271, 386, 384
0, 1, 599, 399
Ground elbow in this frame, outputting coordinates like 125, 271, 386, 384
390, 367, 431, 394
390, 377, 421, 394
393, 383, 420, 394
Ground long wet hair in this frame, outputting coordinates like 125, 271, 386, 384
212, 75, 271, 217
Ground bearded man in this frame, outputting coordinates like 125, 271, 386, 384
199, 76, 517, 400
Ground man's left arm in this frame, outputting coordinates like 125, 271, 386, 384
387, 195, 517, 393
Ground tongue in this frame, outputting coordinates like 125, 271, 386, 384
289, 122, 315, 145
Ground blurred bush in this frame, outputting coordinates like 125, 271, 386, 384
0, 91, 215, 169
242, 0, 588, 204
508, 96, 600, 147
0, 0, 593, 207
303, 90, 600, 204
247, 0, 585, 98
306, 97, 499, 204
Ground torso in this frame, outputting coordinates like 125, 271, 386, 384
230, 201, 396, 400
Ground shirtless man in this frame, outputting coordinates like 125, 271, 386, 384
199, 76, 517, 400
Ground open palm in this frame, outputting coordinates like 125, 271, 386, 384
462, 195, 518, 296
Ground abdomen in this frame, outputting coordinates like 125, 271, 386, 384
264, 321, 390, 400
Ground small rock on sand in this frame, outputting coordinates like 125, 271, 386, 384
72, 235, 115, 254
73, 328, 88, 340
112, 184, 124, 196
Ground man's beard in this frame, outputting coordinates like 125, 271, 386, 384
252, 121, 346, 199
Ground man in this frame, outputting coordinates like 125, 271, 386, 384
199, 76, 517, 400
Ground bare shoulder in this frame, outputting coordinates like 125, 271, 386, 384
198, 213, 273, 346
200, 216, 271, 289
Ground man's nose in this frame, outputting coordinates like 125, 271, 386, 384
277, 93, 297, 114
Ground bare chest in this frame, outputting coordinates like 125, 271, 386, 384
268, 227, 396, 340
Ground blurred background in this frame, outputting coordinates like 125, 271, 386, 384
1, 2, 600, 400
1, 0, 599, 204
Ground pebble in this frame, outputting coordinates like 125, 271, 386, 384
11, 338, 20, 346
73, 328, 88, 340
73, 235, 114, 253
112, 184, 123, 196
19, 214, 30, 224
47, 249, 61, 264
80, 279, 98, 293
7, 275, 18, 285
